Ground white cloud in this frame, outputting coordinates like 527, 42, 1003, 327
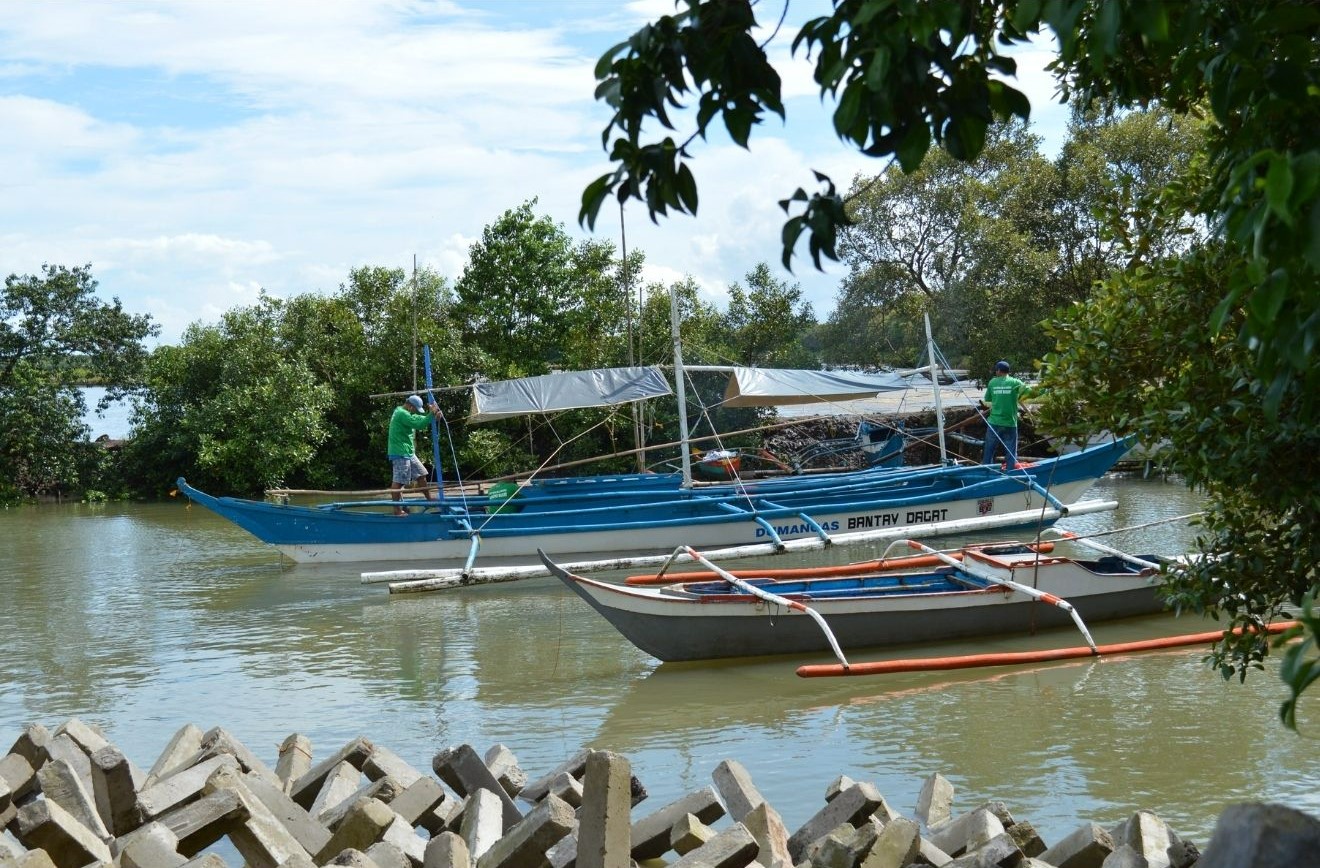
0, 1, 1066, 348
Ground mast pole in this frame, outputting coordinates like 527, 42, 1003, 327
924, 311, 949, 464
669, 284, 693, 487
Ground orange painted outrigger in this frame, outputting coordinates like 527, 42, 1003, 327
795, 621, 1299, 678
624, 543, 1055, 586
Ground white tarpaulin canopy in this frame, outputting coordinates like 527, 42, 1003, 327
722, 367, 918, 407
469, 366, 672, 422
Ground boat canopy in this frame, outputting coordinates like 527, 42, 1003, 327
469, 366, 672, 422
722, 367, 921, 407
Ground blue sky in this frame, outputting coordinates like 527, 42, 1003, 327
1, 1, 1070, 345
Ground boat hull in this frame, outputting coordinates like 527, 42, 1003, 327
544, 549, 1166, 662
176, 438, 1132, 566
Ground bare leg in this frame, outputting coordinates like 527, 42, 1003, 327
390, 482, 406, 515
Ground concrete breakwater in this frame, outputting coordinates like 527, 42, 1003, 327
1, 719, 1316, 868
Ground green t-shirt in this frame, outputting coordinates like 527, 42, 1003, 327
387, 405, 433, 457
983, 375, 1030, 427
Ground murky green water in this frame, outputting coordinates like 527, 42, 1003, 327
1, 474, 1315, 848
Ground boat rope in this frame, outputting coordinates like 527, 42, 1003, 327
681, 546, 851, 670
902, 539, 1100, 654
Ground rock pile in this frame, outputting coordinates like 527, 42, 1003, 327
1, 719, 1316, 868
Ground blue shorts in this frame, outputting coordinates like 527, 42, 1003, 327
390, 456, 428, 485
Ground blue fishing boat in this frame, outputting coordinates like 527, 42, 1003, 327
176, 434, 1129, 566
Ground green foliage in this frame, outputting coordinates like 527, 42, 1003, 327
587, 0, 1319, 718
124, 267, 479, 496
0, 264, 157, 498
721, 264, 817, 368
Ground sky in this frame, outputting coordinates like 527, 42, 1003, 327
1, 0, 1070, 345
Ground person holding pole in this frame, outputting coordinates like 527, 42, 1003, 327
981, 360, 1032, 467
388, 394, 442, 515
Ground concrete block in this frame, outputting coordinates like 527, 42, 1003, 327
823, 777, 856, 803
51, 719, 109, 757
928, 809, 1005, 859
521, 751, 644, 809
327, 849, 382, 868
669, 823, 758, 868
276, 735, 313, 795
1109, 811, 1173, 868
202, 762, 310, 868
0, 757, 36, 804
807, 825, 860, 868
859, 817, 920, 868
712, 760, 765, 824
742, 802, 792, 868
381, 814, 426, 865
915, 835, 953, 867
547, 774, 583, 810
630, 786, 725, 861
179, 854, 228, 868
130, 788, 247, 858
1196, 802, 1320, 868
90, 743, 142, 836
311, 762, 365, 822
137, 755, 240, 821
483, 746, 526, 799
423, 831, 470, 868
320, 777, 406, 831
941, 831, 1021, 868
787, 782, 884, 863
474, 793, 575, 868
35, 759, 109, 842
14, 798, 113, 868
280, 854, 318, 868
314, 798, 397, 864
290, 738, 374, 810
198, 728, 282, 788
1039, 822, 1115, 868
519, 751, 589, 805
118, 821, 187, 868
6, 726, 51, 772
575, 750, 630, 868
365, 840, 410, 868
432, 747, 521, 833
670, 814, 715, 855
387, 777, 448, 832
17, 853, 57, 868
1100, 845, 1148, 868
545, 832, 577, 868
459, 790, 506, 862
143, 725, 205, 791
915, 774, 954, 830
364, 747, 425, 789
43, 736, 92, 801
241, 771, 332, 857
1005, 820, 1046, 858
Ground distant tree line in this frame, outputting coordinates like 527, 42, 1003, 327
0, 107, 1197, 503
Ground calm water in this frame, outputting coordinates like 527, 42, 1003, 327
1, 474, 1315, 849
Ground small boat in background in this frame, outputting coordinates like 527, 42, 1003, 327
541, 540, 1171, 663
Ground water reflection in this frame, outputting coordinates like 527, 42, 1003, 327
2, 476, 1316, 847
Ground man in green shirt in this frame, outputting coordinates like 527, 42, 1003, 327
981, 360, 1031, 467
388, 394, 442, 515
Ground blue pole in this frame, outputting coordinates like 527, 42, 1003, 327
423, 344, 444, 501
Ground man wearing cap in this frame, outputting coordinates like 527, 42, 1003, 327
981, 360, 1032, 467
388, 394, 442, 515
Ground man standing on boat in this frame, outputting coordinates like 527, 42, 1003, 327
389, 394, 442, 515
981, 361, 1032, 467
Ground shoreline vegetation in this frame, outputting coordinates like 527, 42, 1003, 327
3, 717, 1316, 868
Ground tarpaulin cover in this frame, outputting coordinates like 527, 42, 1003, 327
722, 367, 917, 407
470, 366, 672, 422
